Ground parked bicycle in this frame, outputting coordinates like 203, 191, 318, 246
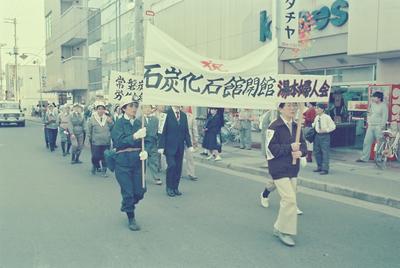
375, 122, 400, 169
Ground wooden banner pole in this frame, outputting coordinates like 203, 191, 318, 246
141, 112, 146, 188
292, 102, 304, 165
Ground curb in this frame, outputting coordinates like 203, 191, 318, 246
194, 155, 400, 210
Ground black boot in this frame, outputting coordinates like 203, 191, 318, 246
127, 212, 140, 231
71, 153, 76, 164
75, 152, 82, 164
61, 142, 66, 156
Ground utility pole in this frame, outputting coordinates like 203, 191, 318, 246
0, 43, 6, 100
134, 0, 144, 76
4, 18, 18, 101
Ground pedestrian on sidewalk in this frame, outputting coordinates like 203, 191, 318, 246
312, 103, 336, 175
202, 108, 223, 161
142, 105, 163, 185
265, 102, 307, 247
303, 102, 317, 162
44, 104, 59, 152
158, 106, 193, 197
111, 97, 148, 231
183, 106, 199, 180
87, 101, 114, 177
42, 105, 50, 149
58, 105, 72, 156
68, 104, 86, 164
238, 109, 253, 150
357, 91, 388, 163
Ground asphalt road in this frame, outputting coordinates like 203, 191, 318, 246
1, 122, 400, 268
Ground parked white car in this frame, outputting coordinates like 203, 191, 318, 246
0, 101, 25, 127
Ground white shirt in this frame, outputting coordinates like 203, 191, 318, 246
171, 107, 181, 121
280, 115, 293, 135
368, 102, 388, 127
124, 114, 135, 126
312, 113, 336, 134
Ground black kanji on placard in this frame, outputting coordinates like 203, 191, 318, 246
180, 72, 204, 93
318, 80, 330, 97
259, 76, 276, 97
223, 77, 246, 98
115, 75, 126, 89
297, 79, 313, 97
113, 89, 124, 101
161, 67, 182, 93
244, 77, 261, 97
286, 0, 296, 9
127, 78, 138, 92
285, 12, 296, 23
309, 80, 320, 97
278, 80, 292, 99
144, 64, 163, 89
132, 92, 143, 102
285, 26, 295, 39
201, 78, 224, 95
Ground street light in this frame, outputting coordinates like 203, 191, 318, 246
4, 18, 18, 101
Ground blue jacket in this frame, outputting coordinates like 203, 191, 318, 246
111, 116, 143, 152
266, 117, 307, 180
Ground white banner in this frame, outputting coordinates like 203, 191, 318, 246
143, 24, 331, 109
280, 0, 299, 48
109, 71, 143, 104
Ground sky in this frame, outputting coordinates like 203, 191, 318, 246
0, 0, 45, 71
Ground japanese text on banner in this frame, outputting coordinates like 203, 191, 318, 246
109, 71, 144, 104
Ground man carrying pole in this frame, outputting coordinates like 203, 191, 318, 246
265, 102, 307, 246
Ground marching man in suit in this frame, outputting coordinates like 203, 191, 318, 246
158, 106, 193, 197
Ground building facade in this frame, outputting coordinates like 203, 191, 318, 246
4, 64, 52, 110
44, 0, 90, 104
144, 0, 400, 148
87, 0, 136, 101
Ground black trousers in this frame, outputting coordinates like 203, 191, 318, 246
47, 128, 58, 151
165, 146, 184, 190
91, 144, 110, 168
44, 127, 49, 146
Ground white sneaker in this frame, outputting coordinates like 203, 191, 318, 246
206, 155, 214, 160
260, 192, 269, 208
273, 228, 295, 247
214, 155, 222, 161
297, 208, 303, 215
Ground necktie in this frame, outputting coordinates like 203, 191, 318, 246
176, 111, 180, 121
100, 116, 103, 123
318, 117, 322, 132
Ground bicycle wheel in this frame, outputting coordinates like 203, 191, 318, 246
375, 142, 388, 169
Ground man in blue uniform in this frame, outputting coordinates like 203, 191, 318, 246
111, 97, 148, 231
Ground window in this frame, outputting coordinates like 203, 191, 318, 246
45, 12, 52, 40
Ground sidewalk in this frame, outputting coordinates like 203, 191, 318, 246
194, 143, 400, 209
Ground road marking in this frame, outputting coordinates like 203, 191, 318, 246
196, 162, 400, 219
